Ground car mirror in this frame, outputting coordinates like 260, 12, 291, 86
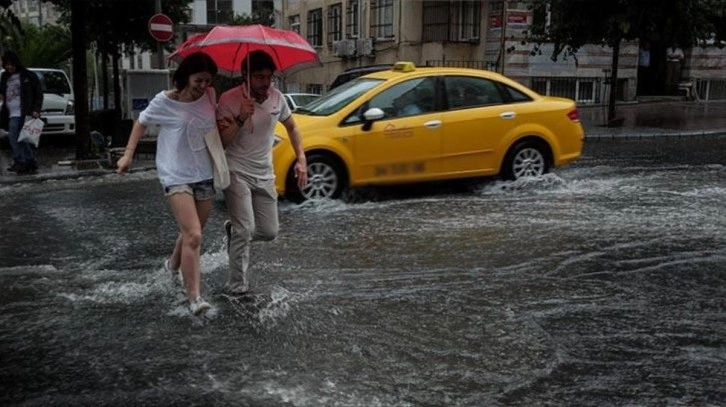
362, 107, 385, 131
363, 107, 385, 121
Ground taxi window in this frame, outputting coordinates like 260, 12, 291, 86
296, 78, 382, 116
367, 77, 436, 119
504, 85, 533, 102
445, 76, 504, 109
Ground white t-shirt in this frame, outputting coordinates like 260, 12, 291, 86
139, 88, 216, 188
217, 85, 291, 179
667, 47, 684, 62
5, 74, 22, 118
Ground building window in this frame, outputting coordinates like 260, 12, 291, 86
328, 3, 343, 47
289, 14, 300, 34
307, 84, 323, 95
346, 0, 360, 39
307, 8, 323, 47
207, 0, 233, 24
531, 1, 551, 36
423, 0, 480, 42
371, 0, 394, 40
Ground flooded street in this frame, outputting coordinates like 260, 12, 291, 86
1, 137, 725, 406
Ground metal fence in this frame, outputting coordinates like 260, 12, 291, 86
695, 78, 726, 101
424, 60, 497, 71
530, 77, 610, 105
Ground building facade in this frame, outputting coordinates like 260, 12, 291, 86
8, 0, 61, 26
279, 0, 726, 103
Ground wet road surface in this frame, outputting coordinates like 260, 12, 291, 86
1, 137, 725, 406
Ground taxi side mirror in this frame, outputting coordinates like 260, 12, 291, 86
362, 107, 385, 131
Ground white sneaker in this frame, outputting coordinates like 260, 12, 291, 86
189, 296, 211, 316
164, 259, 184, 286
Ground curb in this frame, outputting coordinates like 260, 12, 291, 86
0, 165, 156, 186
585, 130, 726, 141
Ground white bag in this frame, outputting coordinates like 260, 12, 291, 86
18, 116, 44, 147
203, 128, 230, 190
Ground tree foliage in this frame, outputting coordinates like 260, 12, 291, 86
0, 6, 23, 54
10, 23, 72, 68
527, 0, 726, 60
48, 0, 193, 54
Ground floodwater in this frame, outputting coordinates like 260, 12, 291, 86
1, 138, 725, 406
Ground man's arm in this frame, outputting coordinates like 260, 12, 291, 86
282, 115, 308, 189
216, 88, 253, 148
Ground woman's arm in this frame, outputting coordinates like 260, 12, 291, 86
116, 120, 148, 174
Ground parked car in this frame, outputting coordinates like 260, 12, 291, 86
30, 68, 75, 136
329, 64, 392, 90
274, 62, 585, 202
283, 92, 321, 111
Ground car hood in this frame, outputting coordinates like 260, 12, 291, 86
42, 93, 72, 112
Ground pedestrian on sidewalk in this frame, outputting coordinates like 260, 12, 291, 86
665, 43, 685, 95
0, 51, 43, 175
116, 51, 219, 317
216, 50, 308, 296
637, 42, 651, 95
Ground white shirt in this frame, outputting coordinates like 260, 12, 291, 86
5, 73, 22, 118
139, 88, 216, 188
217, 85, 291, 179
667, 47, 684, 62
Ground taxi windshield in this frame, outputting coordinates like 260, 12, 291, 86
295, 78, 383, 116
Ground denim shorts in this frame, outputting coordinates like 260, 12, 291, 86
163, 179, 215, 200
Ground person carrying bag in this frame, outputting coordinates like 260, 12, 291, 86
0, 51, 43, 175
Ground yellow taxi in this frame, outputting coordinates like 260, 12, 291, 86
274, 62, 585, 201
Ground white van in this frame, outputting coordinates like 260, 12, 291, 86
30, 68, 75, 136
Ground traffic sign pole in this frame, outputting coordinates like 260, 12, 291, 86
149, 7, 174, 68
155, 1, 163, 69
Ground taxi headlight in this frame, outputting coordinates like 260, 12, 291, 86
65, 100, 74, 115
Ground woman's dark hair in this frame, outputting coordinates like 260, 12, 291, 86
172, 52, 218, 91
1, 51, 24, 70
240, 50, 277, 75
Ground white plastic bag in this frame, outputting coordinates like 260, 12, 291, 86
203, 127, 230, 190
18, 116, 44, 147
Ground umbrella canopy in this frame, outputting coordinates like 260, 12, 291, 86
168, 25, 321, 77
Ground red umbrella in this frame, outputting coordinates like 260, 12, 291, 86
168, 25, 321, 77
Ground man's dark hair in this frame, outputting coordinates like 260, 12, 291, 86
172, 51, 218, 91
1, 51, 24, 70
241, 50, 277, 74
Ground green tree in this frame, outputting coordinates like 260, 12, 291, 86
526, 0, 726, 124
0, 5, 23, 54
10, 23, 71, 69
46, 0, 193, 159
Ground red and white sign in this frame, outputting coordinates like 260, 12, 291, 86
148, 13, 174, 42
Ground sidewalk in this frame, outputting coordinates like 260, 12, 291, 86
1, 99, 725, 185
581, 99, 726, 139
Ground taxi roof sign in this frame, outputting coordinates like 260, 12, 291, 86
392, 61, 416, 72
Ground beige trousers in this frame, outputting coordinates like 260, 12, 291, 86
223, 171, 279, 293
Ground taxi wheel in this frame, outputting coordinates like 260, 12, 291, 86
287, 153, 346, 202
502, 140, 550, 180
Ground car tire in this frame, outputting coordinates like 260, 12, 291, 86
502, 140, 550, 180
287, 153, 346, 202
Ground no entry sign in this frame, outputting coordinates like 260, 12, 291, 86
148, 13, 174, 42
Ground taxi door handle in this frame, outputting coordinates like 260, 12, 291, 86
500, 111, 516, 119
424, 120, 442, 129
